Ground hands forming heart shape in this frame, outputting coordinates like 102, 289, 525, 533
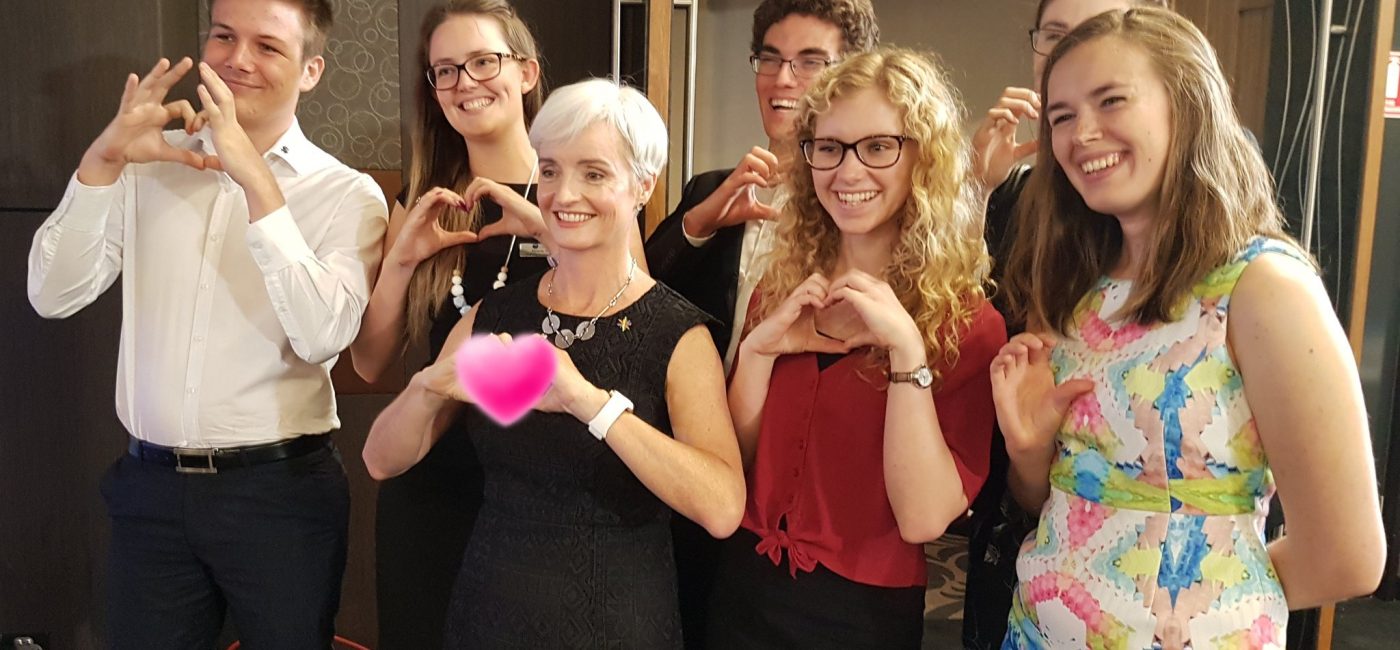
81, 57, 276, 194
812, 298, 867, 345
744, 270, 923, 359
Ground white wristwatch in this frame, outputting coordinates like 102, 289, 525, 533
587, 390, 634, 440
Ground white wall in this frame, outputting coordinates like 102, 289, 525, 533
693, 0, 1039, 174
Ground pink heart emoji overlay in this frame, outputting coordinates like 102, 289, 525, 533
454, 334, 557, 426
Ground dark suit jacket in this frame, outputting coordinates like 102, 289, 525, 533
644, 168, 747, 355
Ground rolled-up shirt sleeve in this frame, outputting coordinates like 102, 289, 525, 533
28, 173, 127, 318
246, 173, 387, 365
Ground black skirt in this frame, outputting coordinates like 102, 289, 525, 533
704, 528, 925, 649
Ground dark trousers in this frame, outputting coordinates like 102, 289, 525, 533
100, 442, 350, 650
705, 529, 924, 650
374, 428, 483, 650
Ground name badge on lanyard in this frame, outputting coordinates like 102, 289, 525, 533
518, 242, 549, 258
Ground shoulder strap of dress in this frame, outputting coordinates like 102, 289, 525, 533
1234, 236, 1310, 266
1200, 236, 1313, 307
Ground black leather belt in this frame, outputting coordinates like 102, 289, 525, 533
127, 433, 332, 474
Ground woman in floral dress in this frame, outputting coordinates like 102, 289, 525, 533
993, 8, 1385, 649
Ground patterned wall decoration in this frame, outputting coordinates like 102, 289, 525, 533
198, 0, 402, 170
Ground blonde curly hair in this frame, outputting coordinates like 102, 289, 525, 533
751, 47, 989, 387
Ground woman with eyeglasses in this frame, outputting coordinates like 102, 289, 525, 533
347, 1, 552, 647
642, 3, 879, 647
959, 2, 1169, 648
706, 48, 1005, 649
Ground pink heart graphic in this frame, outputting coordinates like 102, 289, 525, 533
454, 334, 557, 426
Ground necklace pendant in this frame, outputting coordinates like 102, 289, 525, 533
542, 313, 560, 334
555, 329, 576, 349
575, 320, 596, 341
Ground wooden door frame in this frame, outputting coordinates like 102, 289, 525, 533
1321, 0, 1397, 647
643, 0, 673, 238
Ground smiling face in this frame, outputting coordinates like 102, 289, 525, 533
809, 87, 914, 241
1033, 0, 1136, 82
537, 122, 654, 253
428, 13, 539, 142
203, 0, 323, 134
754, 13, 844, 144
1046, 35, 1171, 225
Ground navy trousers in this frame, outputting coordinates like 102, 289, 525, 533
100, 442, 350, 649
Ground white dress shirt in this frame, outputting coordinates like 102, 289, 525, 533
28, 122, 388, 448
682, 186, 782, 372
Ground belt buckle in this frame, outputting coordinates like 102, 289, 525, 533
174, 447, 218, 474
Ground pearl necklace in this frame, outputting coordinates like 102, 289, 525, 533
541, 257, 637, 349
450, 163, 539, 315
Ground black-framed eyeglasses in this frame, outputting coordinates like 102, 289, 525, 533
426, 52, 525, 89
749, 53, 833, 79
801, 135, 909, 170
1028, 28, 1068, 56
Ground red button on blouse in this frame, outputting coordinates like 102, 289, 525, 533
738, 301, 1005, 588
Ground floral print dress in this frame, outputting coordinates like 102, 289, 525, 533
1004, 239, 1307, 650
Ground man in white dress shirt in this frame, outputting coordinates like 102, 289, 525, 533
26, 0, 387, 646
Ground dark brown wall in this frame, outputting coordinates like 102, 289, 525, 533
1, 212, 124, 649
1, 0, 200, 210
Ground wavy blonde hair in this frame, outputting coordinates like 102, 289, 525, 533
752, 47, 989, 387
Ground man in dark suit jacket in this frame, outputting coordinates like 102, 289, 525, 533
645, 2, 881, 648
645, 0, 880, 371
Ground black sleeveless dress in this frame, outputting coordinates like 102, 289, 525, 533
376, 184, 551, 650
442, 276, 712, 649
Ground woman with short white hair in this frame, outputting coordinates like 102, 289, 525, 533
363, 78, 746, 648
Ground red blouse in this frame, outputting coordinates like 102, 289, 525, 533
738, 301, 1005, 588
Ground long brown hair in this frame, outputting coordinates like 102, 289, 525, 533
752, 48, 988, 388
403, 0, 544, 345
1003, 7, 1303, 334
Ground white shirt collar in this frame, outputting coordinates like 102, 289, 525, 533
189, 118, 330, 176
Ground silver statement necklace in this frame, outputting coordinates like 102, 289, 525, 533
541, 256, 637, 349
450, 161, 540, 316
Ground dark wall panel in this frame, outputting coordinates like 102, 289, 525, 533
0, 211, 125, 649
0, 0, 199, 209
1260, 0, 1378, 321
